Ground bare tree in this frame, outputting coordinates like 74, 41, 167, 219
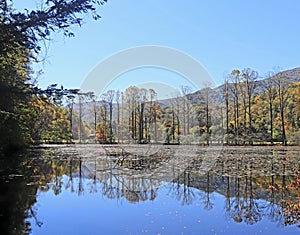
149, 89, 156, 142
175, 95, 181, 144
203, 83, 212, 145
125, 86, 139, 142
78, 94, 83, 143
66, 90, 78, 141
138, 88, 148, 143
245, 69, 258, 135
224, 79, 230, 140
241, 68, 258, 144
264, 72, 277, 144
181, 86, 192, 135
120, 92, 125, 143
115, 90, 120, 143
229, 70, 241, 145
106, 90, 115, 143
77, 92, 91, 143
89, 93, 98, 143
98, 93, 108, 143
240, 80, 247, 144
274, 71, 291, 145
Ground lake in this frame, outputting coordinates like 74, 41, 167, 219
1, 144, 300, 235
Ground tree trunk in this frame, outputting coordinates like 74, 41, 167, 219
172, 110, 175, 142
154, 106, 157, 142
117, 101, 120, 143
94, 102, 97, 143
78, 95, 82, 143
280, 107, 287, 146
177, 116, 180, 143
109, 102, 113, 143
248, 98, 252, 145
139, 102, 144, 142
206, 98, 210, 146
269, 101, 273, 145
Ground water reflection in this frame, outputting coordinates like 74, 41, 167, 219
1, 146, 300, 234
0, 148, 79, 235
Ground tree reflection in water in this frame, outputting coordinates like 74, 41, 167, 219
1, 146, 300, 234
81, 146, 300, 228
0, 148, 79, 235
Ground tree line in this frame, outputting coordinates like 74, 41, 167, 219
73, 69, 300, 146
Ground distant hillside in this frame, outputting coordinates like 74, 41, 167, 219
74, 67, 300, 117
185, 67, 300, 105
214, 67, 300, 96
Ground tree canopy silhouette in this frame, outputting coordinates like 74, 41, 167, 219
0, 0, 107, 151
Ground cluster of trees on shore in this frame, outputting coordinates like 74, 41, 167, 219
74, 85, 221, 144
223, 68, 300, 145
0, 0, 107, 151
74, 68, 300, 146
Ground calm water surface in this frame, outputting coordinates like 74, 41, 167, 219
1, 145, 300, 235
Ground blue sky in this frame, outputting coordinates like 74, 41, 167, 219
14, 1, 300, 95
